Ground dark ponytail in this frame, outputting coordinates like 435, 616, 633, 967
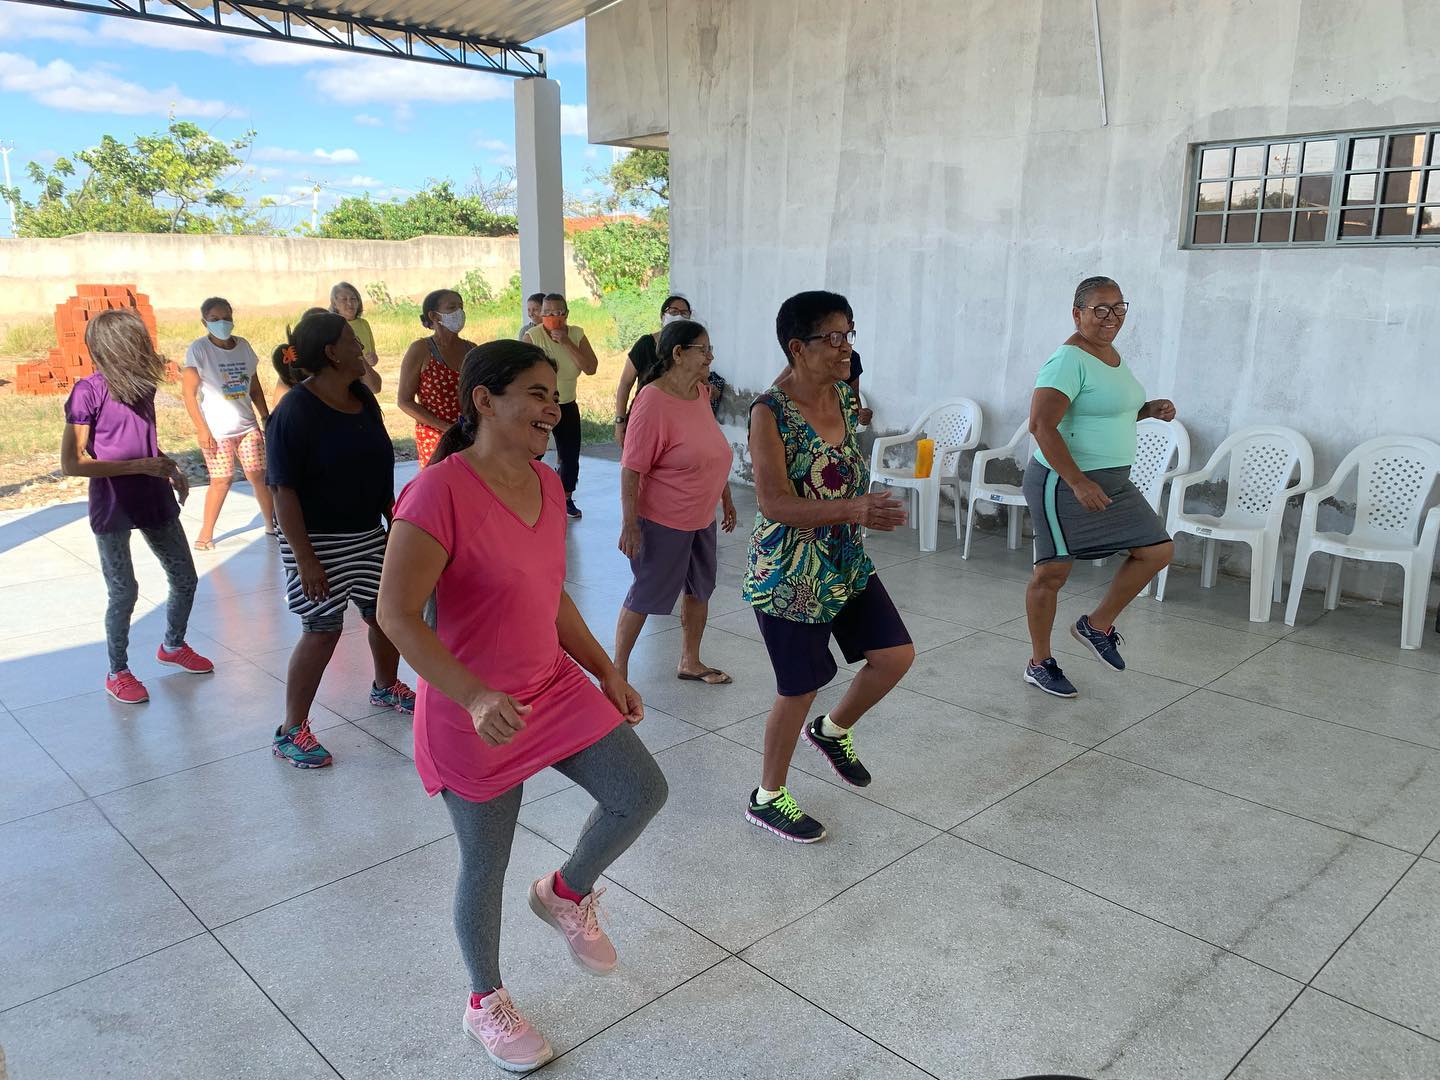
271, 343, 300, 388
286, 311, 348, 374
640, 319, 707, 390
430, 339, 557, 465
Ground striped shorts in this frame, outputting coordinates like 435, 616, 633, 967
1023, 460, 1170, 565
278, 525, 387, 632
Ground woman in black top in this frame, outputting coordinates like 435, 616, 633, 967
266, 312, 414, 768
613, 295, 727, 446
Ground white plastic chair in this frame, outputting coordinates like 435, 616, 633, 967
869, 398, 983, 552
1092, 419, 1193, 594
1155, 426, 1314, 623
1284, 435, 1440, 649
963, 420, 1032, 559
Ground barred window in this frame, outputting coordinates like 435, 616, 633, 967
1187, 125, 1439, 247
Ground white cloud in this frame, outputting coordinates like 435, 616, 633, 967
309, 56, 512, 105
253, 146, 360, 165
560, 103, 588, 138
354, 113, 384, 127
97, 19, 226, 54
584, 146, 600, 161
0, 51, 234, 118
337, 175, 384, 189
475, 137, 511, 153
0, 6, 82, 41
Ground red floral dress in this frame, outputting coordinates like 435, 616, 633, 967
415, 339, 461, 466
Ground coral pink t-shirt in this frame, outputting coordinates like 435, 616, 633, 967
620, 382, 734, 532
393, 455, 623, 802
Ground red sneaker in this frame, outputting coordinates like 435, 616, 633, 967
105, 670, 150, 704
156, 643, 214, 674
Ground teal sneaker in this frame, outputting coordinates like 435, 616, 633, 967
273, 720, 332, 768
370, 680, 416, 715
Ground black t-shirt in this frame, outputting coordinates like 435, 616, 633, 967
628, 333, 660, 383
266, 381, 395, 533
848, 349, 863, 382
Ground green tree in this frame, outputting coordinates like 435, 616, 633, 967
1, 120, 257, 237
599, 148, 669, 221
318, 180, 517, 240
570, 220, 670, 293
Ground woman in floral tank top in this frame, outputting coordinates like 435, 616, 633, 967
398, 289, 474, 466
741, 291, 915, 844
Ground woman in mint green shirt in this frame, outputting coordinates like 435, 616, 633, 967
1020, 276, 1177, 700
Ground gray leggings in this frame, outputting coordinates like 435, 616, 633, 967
440, 723, 668, 994
95, 518, 199, 673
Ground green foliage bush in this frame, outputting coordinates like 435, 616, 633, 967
364, 282, 420, 320
593, 278, 673, 352
571, 221, 670, 294
319, 180, 518, 240
454, 268, 495, 307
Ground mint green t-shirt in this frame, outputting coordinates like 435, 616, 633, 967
1032, 344, 1146, 472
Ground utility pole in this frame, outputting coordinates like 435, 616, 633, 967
311, 184, 320, 233
0, 142, 17, 237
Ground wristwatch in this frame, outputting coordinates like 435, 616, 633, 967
613, 414, 628, 424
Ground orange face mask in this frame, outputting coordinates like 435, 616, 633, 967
541, 314, 566, 330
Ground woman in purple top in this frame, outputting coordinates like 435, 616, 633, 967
61, 310, 215, 704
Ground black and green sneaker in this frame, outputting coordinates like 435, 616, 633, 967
746, 787, 826, 843
803, 717, 872, 787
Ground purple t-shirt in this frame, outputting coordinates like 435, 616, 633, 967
64, 372, 180, 534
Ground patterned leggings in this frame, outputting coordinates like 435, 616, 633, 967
95, 518, 198, 673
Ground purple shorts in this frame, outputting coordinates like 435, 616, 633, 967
623, 518, 719, 615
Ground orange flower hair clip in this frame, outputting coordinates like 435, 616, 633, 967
282, 345, 298, 365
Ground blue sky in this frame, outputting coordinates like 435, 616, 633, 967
0, 4, 603, 234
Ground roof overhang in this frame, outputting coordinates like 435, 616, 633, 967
5, 0, 615, 76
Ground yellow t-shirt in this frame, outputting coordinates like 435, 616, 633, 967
526, 324, 586, 404
349, 317, 377, 360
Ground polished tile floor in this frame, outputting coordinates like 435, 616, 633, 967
2, 454, 1439, 1079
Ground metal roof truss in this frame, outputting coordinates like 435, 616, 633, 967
9, 0, 546, 77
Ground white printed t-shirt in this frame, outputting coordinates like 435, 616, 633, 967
184, 336, 260, 439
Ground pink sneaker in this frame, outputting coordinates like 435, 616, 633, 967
156, 642, 214, 674
462, 989, 553, 1072
104, 670, 149, 704
528, 874, 617, 974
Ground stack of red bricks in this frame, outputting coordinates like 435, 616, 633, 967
14, 284, 161, 395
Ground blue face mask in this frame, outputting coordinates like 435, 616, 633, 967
206, 320, 234, 341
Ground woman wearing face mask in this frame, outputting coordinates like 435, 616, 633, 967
377, 340, 665, 1072
328, 281, 383, 394
182, 297, 273, 550
266, 312, 415, 769
399, 289, 474, 467
525, 293, 599, 518
614, 295, 729, 447
615, 319, 738, 685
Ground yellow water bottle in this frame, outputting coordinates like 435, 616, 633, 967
914, 438, 935, 478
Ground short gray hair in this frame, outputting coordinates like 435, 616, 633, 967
1073, 276, 1119, 309
329, 281, 363, 318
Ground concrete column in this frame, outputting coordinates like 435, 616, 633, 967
514, 78, 565, 299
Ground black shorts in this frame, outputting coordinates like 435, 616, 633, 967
754, 576, 912, 697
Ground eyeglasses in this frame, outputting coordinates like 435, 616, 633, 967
802, 329, 858, 349
681, 344, 715, 358
1085, 302, 1130, 319
664, 308, 692, 317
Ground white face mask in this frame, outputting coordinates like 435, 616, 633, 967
660, 312, 690, 327
205, 319, 234, 341
437, 310, 466, 333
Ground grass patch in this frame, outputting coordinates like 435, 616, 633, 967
0, 296, 636, 506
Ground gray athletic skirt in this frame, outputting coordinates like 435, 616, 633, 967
1022, 460, 1170, 564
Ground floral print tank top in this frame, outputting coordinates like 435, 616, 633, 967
415, 338, 461, 467
742, 382, 874, 623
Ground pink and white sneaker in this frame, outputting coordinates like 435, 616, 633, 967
156, 642, 214, 674
462, 989, 553, 1072
528, 873, 617, 974
104, 670, 149, 704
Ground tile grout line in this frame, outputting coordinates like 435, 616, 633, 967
0, 930, 213, 1016
1199, 683, 1440, 754
1301, 984, 1440, 1047
1220, 984, 1308, 1080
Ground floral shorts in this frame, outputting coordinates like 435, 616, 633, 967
202, 428, 265, 479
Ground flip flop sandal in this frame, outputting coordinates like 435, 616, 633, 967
677, 668, 732, 685
193, 539, 216, 551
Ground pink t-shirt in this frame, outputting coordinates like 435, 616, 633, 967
393, 455, 623, 802
620, 382, 734, 532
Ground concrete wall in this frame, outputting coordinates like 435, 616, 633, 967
0, 233, 590, 318
590, 0, 1440, 599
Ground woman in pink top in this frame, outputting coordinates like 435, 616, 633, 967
615, 320, 737, 683
377, 339, 667, 1073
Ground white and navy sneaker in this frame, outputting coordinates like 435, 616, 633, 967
1071, 615, 1126, 672
1024, 657, 1079, 698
